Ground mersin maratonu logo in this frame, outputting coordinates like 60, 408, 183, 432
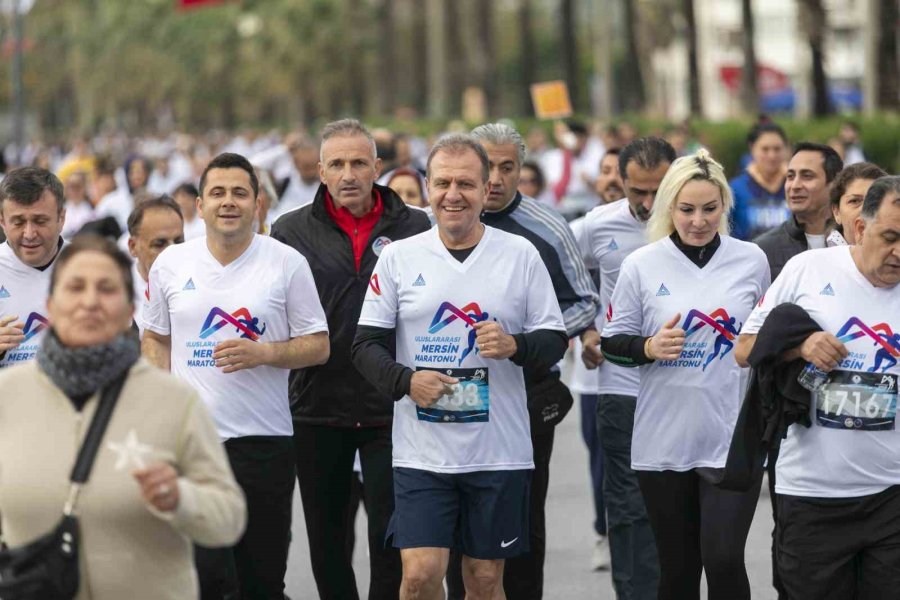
199, 307, 266, 341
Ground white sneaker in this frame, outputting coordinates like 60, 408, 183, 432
591, 535, 610, 571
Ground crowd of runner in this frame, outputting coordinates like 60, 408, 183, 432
0, 115, 897, 600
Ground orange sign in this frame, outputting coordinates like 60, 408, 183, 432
530, 81, 573, 120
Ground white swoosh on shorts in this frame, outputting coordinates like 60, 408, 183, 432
500, 537, 518, 548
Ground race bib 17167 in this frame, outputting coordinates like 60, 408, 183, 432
815, 370, 898, 431
415, 367, 490, 423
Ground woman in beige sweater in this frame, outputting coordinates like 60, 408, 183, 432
0, 235, 246, 600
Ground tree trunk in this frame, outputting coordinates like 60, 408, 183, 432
411, 0, 429, 115
379, 0, 397, 116
476, 0, 497, 116
739, 0, 760, 115
799, 0, 831, 116
346, 0, 367, 116
444, 0, 464, 116
620, 0, 646, 112
877, 0, 899, 110
519, 0, 537, 115
561, 0, 579, 112
683, 0, 702, 116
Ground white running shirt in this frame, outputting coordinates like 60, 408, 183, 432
358, 226, 566, 474
603, 235, 770, 471
0, 242, 59, 369
143, 235, 328, 439
743, 246, 900, 498
580, 199, 648, 396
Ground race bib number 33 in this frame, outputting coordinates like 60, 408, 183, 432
815, 370, 898, 431
415, 367, 490, 423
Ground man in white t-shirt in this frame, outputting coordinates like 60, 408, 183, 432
736, 176, 900, 599
126, 195, 184, 337
578, 137, 675, 600
142, 152, 329, 599
0, 167, 66, 369
352, 135, 567, 600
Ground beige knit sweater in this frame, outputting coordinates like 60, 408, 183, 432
0, 359, 247, 600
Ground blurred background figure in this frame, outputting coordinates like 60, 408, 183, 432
384, 167, 428, 208
172, 183, 205, 240
595, 149, 624, 203
729, 122, 789, 241
838, 121, 866, 165
61, 170, 95, 239
518, 160, 555, 207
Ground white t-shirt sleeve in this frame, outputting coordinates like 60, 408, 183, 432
524, 248, 567, 333
285, 254, 329, 337
142, 259, 171, 336
600, 256, 643, 337
742, 255, 800, 335
358, 245, 399, 329
576, 217, 599, 271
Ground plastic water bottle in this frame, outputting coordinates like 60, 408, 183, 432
797, 362, 828, 392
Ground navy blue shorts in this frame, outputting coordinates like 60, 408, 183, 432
386, 467, 531, 560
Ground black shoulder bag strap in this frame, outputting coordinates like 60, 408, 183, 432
62, 372, 129, 517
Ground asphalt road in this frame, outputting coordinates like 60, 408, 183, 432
285, 354, 778, 599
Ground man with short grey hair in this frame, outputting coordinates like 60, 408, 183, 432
441, 123, 599, 600
271, 119, 429, 599
352, 133, 568, 600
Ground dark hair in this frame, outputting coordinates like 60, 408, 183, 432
603, 148, 621, 157
520, 160, 546, 194
566, 119, 589, 136
93, 155, 116, 177
861, 176, 900, 222
829, 162, 889, 208
127, 194, 184, 237
50, 234, 134, 304
618, 137, 677, 180
198, 153, 259, 199
792, 142, 844, 183
0, 167, 65, 214
173, 182, 199, 198
124, 155, 153, 193
747, 122, 787, 146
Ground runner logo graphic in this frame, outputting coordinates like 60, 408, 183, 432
22, 312, 49, 343
833, 318, 900, 373
427, 301, 490, 366
655, 308, 742, 371
199, 307, 267, 341
369, 274, 381, 296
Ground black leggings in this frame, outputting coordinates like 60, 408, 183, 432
637, 470, 761, 600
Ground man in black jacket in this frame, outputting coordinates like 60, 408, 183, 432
270, 119, 430, 600
751, 141, 842, 599
754, 142, 843, 279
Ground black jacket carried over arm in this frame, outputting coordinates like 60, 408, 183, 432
270, 183, 431, 427
717, 303, 820, 491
